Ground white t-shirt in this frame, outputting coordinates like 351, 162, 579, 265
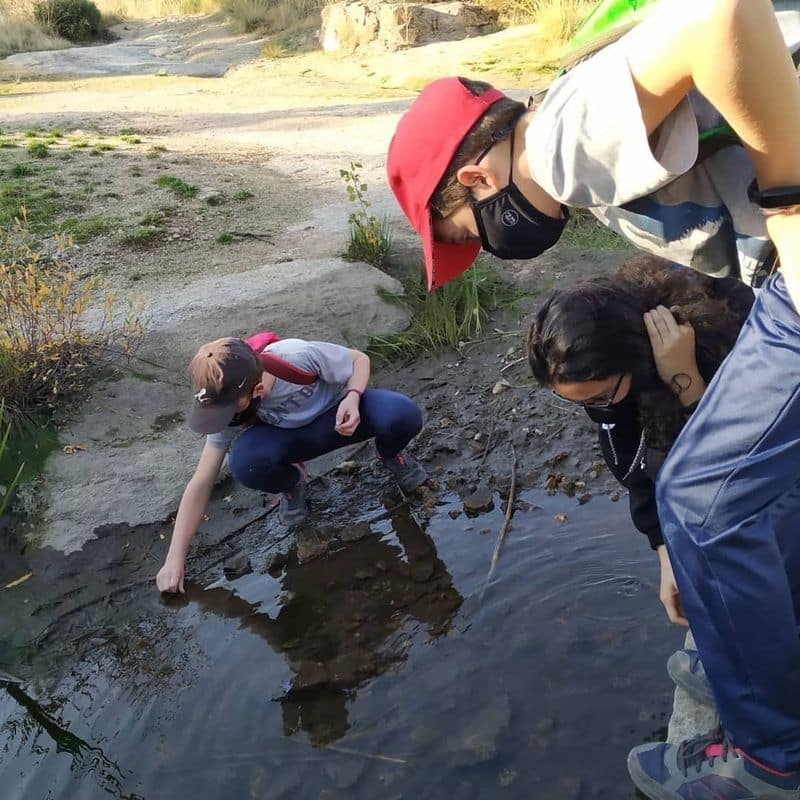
525, 8, 800, 286
206, 339, 354, 450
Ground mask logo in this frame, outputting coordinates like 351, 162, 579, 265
501, 209, 519, 227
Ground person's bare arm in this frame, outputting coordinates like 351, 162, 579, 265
622, 0, 800, 307
156, 441, 227, 593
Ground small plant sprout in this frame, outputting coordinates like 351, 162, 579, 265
340, 162, 392, 269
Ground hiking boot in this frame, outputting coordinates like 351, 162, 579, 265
380, 451, 427, 493
279, 463, 308, 527
667, 648, 715, 707
628, 727, 800, 800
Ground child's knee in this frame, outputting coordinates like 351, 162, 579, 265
385, 397, 423, 439
229, 447, 272, 489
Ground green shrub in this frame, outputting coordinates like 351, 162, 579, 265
34, 0, 102, 42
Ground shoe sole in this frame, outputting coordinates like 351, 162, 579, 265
627, 751, 679, 800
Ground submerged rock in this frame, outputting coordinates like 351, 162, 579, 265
222, 554, 252, 578
444, 693, 511, 766
463, 485, 494, 513
296, 528, 330, 562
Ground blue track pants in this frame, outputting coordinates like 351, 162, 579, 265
228, 388, 423, 494
658, 273, 800, 771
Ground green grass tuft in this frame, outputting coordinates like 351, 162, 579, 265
120, 226, 161, 247
155, 175, 198, 198
57, 215, 115, 242
27, 141, 49, 159
0, 179, 60, 229
233, 189, 255, 201
366, 261, 522, 362
216, 232, 234, 244
560, 208, 629, 250
9, 162, 35, 178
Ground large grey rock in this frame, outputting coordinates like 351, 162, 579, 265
320, 0, 497, 53
667, 630, 718, 743
38, 257, 408, 553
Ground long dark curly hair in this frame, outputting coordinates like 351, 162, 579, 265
526, 255, 753, 449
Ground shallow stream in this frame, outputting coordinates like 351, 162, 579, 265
0, 489, 681, 799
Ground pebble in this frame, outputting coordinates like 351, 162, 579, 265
463, 485, 494, 513
492, 379, 512, 395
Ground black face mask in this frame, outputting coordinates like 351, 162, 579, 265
471, 123, 568, 260
229, 395, 261, 427
584, 388, 637, 424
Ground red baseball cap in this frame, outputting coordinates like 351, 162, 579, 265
387, 77, 505, 290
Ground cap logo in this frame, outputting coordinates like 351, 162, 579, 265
195, 388, 212, 404
501, 209, 519, 227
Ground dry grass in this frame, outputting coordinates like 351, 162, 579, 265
0, 8, 69, 57
221, 0, 322, 34
0, 222, 144, 426
91, 0, 216, 20
480, 0, 594, 46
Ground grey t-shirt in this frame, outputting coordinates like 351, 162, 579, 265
525, 8, 800, 286
207, 339, 354, 450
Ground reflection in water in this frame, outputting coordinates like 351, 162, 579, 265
0, 491, 680, 800
186, 502, 462, 745
2, 682, 144, 800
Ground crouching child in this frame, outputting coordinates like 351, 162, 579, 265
156, 334, 426, 594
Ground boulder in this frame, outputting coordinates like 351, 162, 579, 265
320, 0, 498, 53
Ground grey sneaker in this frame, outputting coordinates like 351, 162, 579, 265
667, 648, 715, 707
628, 728, 800, 800
279, 464, 308, 526
380, 451, 427, 493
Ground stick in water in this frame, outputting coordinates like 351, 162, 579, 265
480, 443, 517, 601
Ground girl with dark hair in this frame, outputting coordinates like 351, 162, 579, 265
527, 255, 753, 624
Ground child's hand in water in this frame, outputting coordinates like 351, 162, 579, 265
335, 392, 361, 436
644, 306, 704, 402
156, 559, 185, 594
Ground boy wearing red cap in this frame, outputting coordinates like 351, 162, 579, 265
388, 1, 800, 798
156, 336, 425, 595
